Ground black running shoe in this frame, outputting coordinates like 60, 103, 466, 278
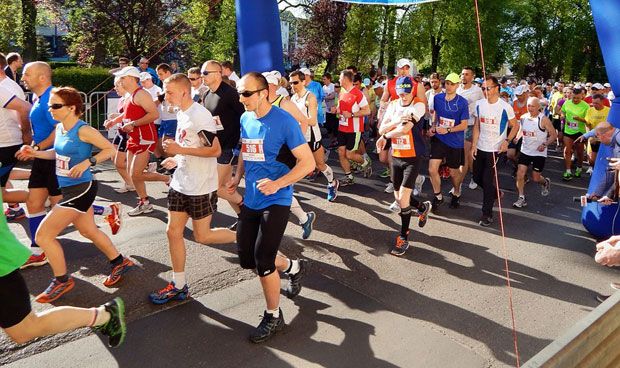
478, 216, 493, 227
431, 196, 443, 213
418, 201, 432, 228
449, 193, 460, 209
249, 309, 285, 343
94, 297, 127, 348
286, 259, 307, 299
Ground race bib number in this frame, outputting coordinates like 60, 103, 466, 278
568, 120, 578, 129
438, 117, 455, 128
339, 116, 348, 126
241, 138, 265, 161
56, 154, 71, 177
522, 130, 535, 137
480, 116, 498, 125
213, 115, 224, 131
392, 135, 412, 150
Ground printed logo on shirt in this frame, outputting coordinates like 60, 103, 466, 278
241, 138, 265, 162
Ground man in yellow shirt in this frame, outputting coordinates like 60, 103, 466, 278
585, 94, 611, 172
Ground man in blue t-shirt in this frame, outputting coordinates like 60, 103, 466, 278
300, 68, 325, 125
228, 72, 315, 343
428, 73, 469, 210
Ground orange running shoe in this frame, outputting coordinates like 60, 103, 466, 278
20, 253, 49, 269
35, 277, 75, 303
103, 258, 135, 287
105, 202, 123, 235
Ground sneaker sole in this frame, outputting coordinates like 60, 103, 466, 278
149, 292, 190, 305
20, 259, 49, 269
111, 297, 127, 348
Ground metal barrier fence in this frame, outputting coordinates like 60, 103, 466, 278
25, 90, 116, 132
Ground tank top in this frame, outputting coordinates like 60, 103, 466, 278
54, 120, 93, 187
271, 95, 284, 107
291, 90, 322, 143
389, 97, 424, 158
520, 113, 547, 157
124, 88, 156, 144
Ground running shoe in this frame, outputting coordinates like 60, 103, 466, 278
114, 185, 135, 193
384, 182, 394, 193
94, 297, 127, 348
541, 178, 551, 196
127, 201, 154, 216
390, 234, 410, 256
362, 158, 373, 178
379, 167, 390, 178
286, 259, 307, 298
574, 167, 582, 178
432, 196, 443, 212
340, 176, 355, 186
103, 258, 135, 287
440, 164, 451, 179
586, 167, 593, 175
513, 196, 527, 208
20, 253, 48, 269
249, 309, 285, 343
418, 201, 432, 228
35, 277, 75, 303
413, 175, 425, 196
469, 178, 478, 190
478, 216, 493, 227
228, 221, 238, 231
562, 172, 572, 181
147, 162, 158, 173
389, 200, 400, 213
449, 193, 460, 209
149, 281, 190, 305
105, 202, 122, 235
349, 160, 360, 173
327, 180, 339, 202
301, 212, 316, 240
5, 207, 25, 221
596, 294, 610, 303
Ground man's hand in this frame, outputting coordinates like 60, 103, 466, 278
471, 146, 478, 160
161, 157, 178, 170
16, 145, 36, 161
121, 121, 135, 133
598, 196, 614, 206
256, 178, 281, 196
499, 140, 509, 153
341, 111, 352, 119
435, 127, 448, 135
226, 177, 240, 194
537, 144, 546, 152
376, 136, 386, 152
595, 241, 620, 267
162, 139, 181, 155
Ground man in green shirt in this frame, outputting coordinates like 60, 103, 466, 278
0, 193, 127, 348
561, 87, 589, 180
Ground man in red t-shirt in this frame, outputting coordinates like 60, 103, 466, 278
336, 70, 370, 186
584, 83, 611, 107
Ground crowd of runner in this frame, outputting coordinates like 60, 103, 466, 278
0, 51, 618, 347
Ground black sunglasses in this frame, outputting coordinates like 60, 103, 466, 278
483, 85, 498, 91
290, 81, 301, 85
202, 70, 220, 75
238, 88, 266, 97
49, 103, 66, 110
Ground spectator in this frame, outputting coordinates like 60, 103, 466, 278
579, 122, 620, 204
4, 53, 23, 82
109, 57, 130, 75
221, 61, 239, 83
137, 58, 160, 86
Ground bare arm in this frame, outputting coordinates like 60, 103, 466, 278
306, 93, 318, 127
37, 129, 56, 150
5, 97, 32, 144
506, 118, 520, 141
543, 117, 558, 145
165, 136, 221, 158
281, 99, 309, 136
384, 122, 414, 138
78, 126, 115, 163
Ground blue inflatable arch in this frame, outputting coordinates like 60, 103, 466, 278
235, 0, 617, 238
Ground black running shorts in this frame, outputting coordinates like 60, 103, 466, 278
28, 158, 61, 196
391, 156, 420, 192
0, 269, 32, 329
429, 137, 464, 169
58, 181, 98, 213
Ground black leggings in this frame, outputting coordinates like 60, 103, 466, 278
236, 205, 291, 277
473, 150, 498, 217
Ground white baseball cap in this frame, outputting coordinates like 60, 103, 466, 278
604, 82, 611, 88
592, 83, 604, 90
114, 66, 141, 79
514, 85, 529, 96
299, 67, 312, 76
139, 72, 152, 81
396, 58, 411, 69
271, 70, 282, 80
262, 71, 279, 86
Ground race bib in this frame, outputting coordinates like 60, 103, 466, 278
56, 154, 71, 177
522, 130, 535, 137
392, 135, 412, 150
568, 120, 578, 129
339, 116, 348, 126
438, 117, 455, 128
213, 115, 224, 131
241, 138, 265, 161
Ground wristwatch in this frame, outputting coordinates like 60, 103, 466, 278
32, 144, 40, 151
89, 157, 97, 166
447, 127, 451, 133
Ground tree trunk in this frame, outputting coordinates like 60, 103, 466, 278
21, 0, 37, 62
377, 6, 390, 72
430, 36, 441, 72
386, 7, 397, 75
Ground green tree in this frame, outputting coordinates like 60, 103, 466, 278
21, 0, 37, 61
339, 4, 383, 73
0, 0, 22, 52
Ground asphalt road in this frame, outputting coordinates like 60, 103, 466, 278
1, 149, 618, 367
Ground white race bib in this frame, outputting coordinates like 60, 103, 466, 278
241, 138, 265, 162
438, 117, 455, 128
56, 154, 71, 177
392, 135, 412, 150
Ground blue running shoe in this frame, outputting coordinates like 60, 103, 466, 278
327, 180, 339, 202
5, 207, 25, 221
301, 211, 316, 240
149, 282, 190, 305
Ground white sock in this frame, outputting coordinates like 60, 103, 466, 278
267, 308, 280, 318
363, 153, 370, 162
287, 259, 300, 275
31, 247, 43, 256
566, 169, 572, 174
92, 305, 110, 327
291, 197, 308, 224
173, 272, 186, 288
322, 165, 334, 184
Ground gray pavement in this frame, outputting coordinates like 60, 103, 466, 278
1, 150, 618, 367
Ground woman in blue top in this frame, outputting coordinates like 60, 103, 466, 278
19, 87, 134, 303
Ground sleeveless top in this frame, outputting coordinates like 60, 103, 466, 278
124, 88, 156, 144
54, 120, 93, 187
520, 113, 547, 157
389, 97, 425, 158
271, 95, 284, 107
291, 90, 322, 143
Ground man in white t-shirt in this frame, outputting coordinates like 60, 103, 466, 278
471, 76, 519, 226
457, 66, 485, 190
149, 73, 235, 305
221, 61, 240, 83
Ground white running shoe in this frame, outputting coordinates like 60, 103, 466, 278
389, 200, 400, 213
114, 185, 136, 193
468, 178, 478, 190
384, 182, 395, 193
413, 175, 425, 196
586, 167, 593, 175
127, 201, 154, 216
